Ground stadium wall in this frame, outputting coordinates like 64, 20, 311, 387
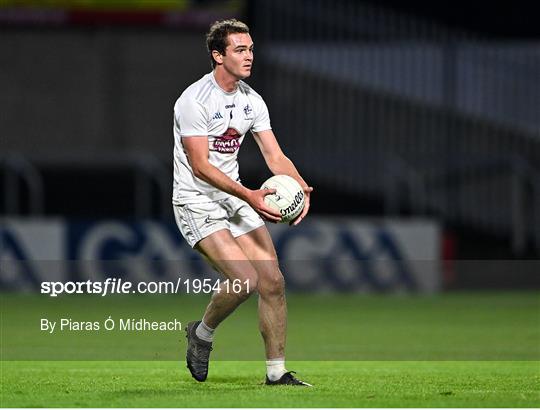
1, 28, 209, 161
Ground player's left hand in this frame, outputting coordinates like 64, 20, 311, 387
290, 186, 313, 226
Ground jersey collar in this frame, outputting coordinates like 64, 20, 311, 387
210, 71, 239, 96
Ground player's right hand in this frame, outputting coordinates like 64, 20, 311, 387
245, 188, 282, 223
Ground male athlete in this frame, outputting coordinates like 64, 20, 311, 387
172, 19, 312, 386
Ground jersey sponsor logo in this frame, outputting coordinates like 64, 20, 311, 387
225, 104, 235, 109
212, 128, 241, 153
212, 112, 223, 120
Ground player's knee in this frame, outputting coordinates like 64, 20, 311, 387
232, 274, 258, 302
258, 272, 285, 298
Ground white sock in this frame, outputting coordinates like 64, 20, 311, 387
195, 320, 215, 342
266, 358, 287, 381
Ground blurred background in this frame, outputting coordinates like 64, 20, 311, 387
1, 0, 540, 293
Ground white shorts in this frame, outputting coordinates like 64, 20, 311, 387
173, 196, 265, 248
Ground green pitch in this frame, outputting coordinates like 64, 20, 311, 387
1, 292, 539, 407
2, 360, 538, 407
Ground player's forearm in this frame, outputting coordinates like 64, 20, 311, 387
267, 155, 308, 187
193, 162, 251, 201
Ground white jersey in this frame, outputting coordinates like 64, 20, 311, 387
172, 72, 271, 204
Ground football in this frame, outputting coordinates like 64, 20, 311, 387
260, 175, 305, 223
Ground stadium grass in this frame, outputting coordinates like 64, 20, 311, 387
1, 360, 539, 407
1, 292, 539, 407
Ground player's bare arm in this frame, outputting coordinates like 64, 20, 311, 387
252, 129, 313, 225
182, 136, 281, 222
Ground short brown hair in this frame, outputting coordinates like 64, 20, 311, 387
206, 19, 250, 68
